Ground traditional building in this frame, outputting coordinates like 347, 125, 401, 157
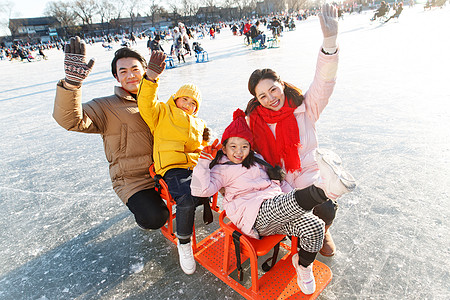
256, 0, 289, 15
9, 17, 60, 44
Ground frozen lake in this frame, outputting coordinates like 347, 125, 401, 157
0, 6, 449, 299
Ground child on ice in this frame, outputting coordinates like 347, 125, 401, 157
191, 109, 353, 294
138, 51, 211, 275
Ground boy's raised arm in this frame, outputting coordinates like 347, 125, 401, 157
137, 50, 167, 132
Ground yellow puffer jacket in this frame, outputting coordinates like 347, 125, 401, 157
137, 78, 206, 176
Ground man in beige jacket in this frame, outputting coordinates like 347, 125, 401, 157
53, 36, 169, 230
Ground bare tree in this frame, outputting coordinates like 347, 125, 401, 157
232, 0, 253, 19
222, 0, 235, 20
181, 0, 190, 17
1, 0, 19, 36
189, 1, 200, 24
112, 0, 126, 20
168, 1, 180, 23
97, 0, 116, 33
44, 1, 77, 28
146, 0, 163, 27
200, 0, 219, 22
124, 0, 143, 33
302, 0, 314, 11
202, 0, 217, 6
71, 0, 98, 26
109, 0, 127, 33
44, 1, 78, 37
272, 0, 288, 13
180, 0, 200, 24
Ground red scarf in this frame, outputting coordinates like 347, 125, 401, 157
249, 99, 301, 172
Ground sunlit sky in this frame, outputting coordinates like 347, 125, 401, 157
0, 0, 49, 35
8, 0, 50, 18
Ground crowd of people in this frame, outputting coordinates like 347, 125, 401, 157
0, 43, 55, 62
1, 0, 433, 64
52, 4, 359, 296
0, 8, 310, 64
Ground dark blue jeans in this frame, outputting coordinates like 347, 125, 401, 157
163, 168, 203, 240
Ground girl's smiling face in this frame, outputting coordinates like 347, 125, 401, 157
222, 137, 251, 164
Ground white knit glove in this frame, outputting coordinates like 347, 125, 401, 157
319, 4, 339, 54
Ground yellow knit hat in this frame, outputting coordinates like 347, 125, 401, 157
173, 83, 202, 112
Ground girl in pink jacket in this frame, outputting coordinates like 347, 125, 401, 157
191, 109, 332, 295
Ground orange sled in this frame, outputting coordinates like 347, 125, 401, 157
149, 165, 332, 299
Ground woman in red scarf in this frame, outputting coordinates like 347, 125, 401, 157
245, 4, 356, 261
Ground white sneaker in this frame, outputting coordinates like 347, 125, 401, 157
292, 253, 316, 295
314, 148, 356, 200
177, 241, 196, 275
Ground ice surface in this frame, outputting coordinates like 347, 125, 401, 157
0, 6, 449, 299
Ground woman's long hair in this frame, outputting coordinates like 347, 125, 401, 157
245, 68, 305, 115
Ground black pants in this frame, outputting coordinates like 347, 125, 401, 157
294, 186, 338, 226
126, 188, 169, 230
293, 186, 338, 265
313, 199, 337, 226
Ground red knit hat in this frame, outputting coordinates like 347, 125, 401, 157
221, 109, 254, 147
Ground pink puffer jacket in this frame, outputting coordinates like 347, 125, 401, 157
250, 50, 339, 190
191, 155, 292, 239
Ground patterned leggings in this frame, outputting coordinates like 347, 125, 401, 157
253, 190, 325, 253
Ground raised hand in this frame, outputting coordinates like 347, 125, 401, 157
146, 50, 166, 81
319, 3, 338, 53
64, 36, 95, 87
202, 127, 211, 142
319, 3, 338, 38
199, 139, 222, 161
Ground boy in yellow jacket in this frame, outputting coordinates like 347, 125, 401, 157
137, 51, 210, 275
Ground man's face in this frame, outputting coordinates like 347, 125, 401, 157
114, 57, 145, 94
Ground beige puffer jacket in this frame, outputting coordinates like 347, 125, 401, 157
53, 80, 155, 204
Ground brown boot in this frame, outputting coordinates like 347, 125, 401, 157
319, 225, 336, 257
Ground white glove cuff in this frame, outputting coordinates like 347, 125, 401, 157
322, 35, 337, 54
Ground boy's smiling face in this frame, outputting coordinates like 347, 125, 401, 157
175, 96, 197, 115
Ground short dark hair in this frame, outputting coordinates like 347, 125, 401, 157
111, 47, 146, 77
